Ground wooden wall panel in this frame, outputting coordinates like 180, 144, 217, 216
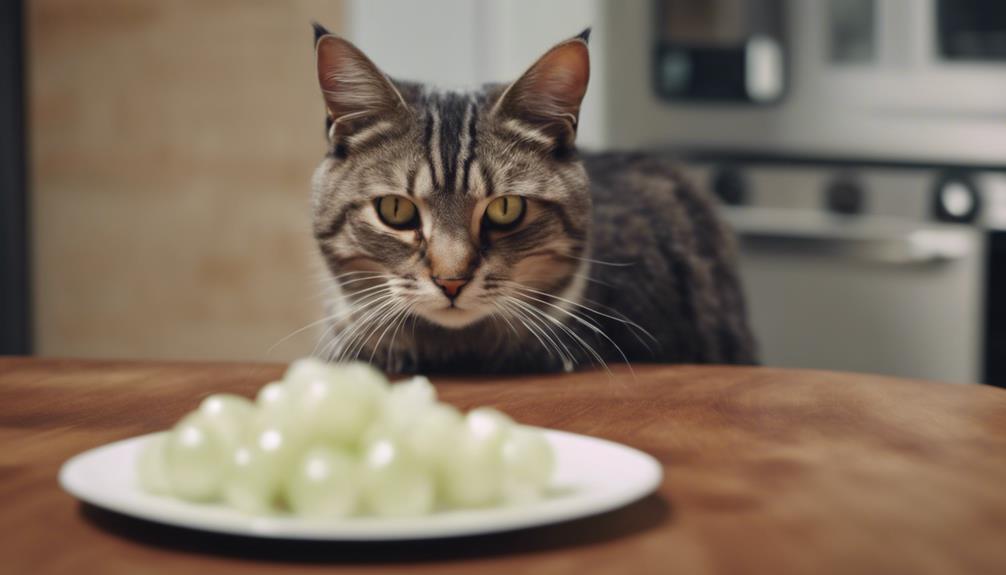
29, 0, 344, 360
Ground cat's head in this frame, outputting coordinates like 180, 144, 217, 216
311, 25, 592, 330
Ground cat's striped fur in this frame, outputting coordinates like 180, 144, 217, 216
310, 25, 756, 373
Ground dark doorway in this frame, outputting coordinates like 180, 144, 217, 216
0, 0, 31, 355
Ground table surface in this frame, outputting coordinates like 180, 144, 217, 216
2, 358, 1006, 574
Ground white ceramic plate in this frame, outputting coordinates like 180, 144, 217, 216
60, 429, 661, 541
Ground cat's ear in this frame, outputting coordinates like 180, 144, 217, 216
491, 29, 591, 151
315, 32, 408, 142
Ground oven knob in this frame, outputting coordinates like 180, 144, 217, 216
826, 175, 865, 215
933, 173, 981, 223
712, 166, 747, 206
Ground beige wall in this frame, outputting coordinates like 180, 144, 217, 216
29, 0, 343, 361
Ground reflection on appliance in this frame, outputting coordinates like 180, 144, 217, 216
592, 0, 1006, 385
678, 156, 1006, 386
654, 0, 786, 103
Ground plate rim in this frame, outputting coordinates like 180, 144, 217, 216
60, 428, 663, 541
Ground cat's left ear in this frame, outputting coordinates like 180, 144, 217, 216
491, 29, 591, 151
315, 31, 409, 143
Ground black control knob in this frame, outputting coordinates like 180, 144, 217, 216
711, 166, 747, 206
932, 172, 981, 224
826, 175, 866, 215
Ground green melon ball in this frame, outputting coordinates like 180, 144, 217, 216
292, 374, 385, 447
220, 441, 291, 515
502, 426, 556, 503
255, 381, 289, 415
285, 445, 360, 518
383, 376, 437, 433
362, 436, 435, 517
282, 356, 333, 386
197, 393, 255, 452
247, 418, 309, 473
165, 413, 227, 501
137, 433, 172, 495
403, 403, 463, 467
440, 410, 512, 508
466, 407, 514, 446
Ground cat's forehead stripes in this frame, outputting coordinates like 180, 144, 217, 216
435, 92, 468, 194
416, 91, 484, 197
423, 104, 442, 191
456, 100, 479, 195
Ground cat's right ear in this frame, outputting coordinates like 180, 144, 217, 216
490, 30, 591, 153
314, 32, 408, 145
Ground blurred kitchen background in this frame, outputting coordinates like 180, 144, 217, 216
1, 0, 1004, 386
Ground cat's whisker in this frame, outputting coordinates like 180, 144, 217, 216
509, 295, 609, 374
490, 302, 522, 338
359, 301, 412, 364
511, 290, 634, 379
572, 272, 612, 288
385, 302, 415, 371
329, 270, 392, 280
335, 280, 404, 303
308, 274, 396, 311
497, 300, 558, 363
337, 274, 398, 289
378, 301, 414, 363
309, 270, 385, 288
337, 296, 404, 362
575, 296, 658, 351
503, 297, 576, 366
506, 282, 658, 346
267, 311, 347, 357
500, 298, 569, 365
329, 305, 386, 362
408, 310, 420, 343
323, 283, 404, 323
271, 285, 397, 357
504, 296, 585, 371
561, 255, 636, 267
368, 301, 413, 365
509, 288, 603, 332
322, 293, 398, 361
330, 288, 397, 322
320, 306, 374, 361
313, 319, 344, 360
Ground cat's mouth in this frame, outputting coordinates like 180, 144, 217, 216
418, 304, 488, 329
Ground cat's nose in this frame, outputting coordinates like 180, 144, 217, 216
433, 276, 470, 299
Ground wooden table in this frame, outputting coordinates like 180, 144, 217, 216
2, 358, 1006, 574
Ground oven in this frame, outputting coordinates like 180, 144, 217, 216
591, 0, 1006, 385
677, 160, 1006, 385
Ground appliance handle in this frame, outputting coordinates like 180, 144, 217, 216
734, 228, 973, 264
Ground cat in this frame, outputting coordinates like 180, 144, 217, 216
309, 24, 757, 373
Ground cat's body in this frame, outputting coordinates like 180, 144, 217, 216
310, 27, 756, 373
583, 153, 756, 366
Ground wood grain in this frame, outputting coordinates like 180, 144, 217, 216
2, 358, 1006, 574
28, 0, 343, 361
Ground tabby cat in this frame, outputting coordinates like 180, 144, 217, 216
310, 24, 756, 373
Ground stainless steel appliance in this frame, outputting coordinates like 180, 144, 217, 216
601, 0, 1006, 165
597, 0, 1006, 385
679, 159, 1005, 385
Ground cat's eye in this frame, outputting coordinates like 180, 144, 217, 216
484, 196, 526, 229
375, 196, 419, 230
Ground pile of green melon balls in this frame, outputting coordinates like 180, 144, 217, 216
137, 358, 555, 518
